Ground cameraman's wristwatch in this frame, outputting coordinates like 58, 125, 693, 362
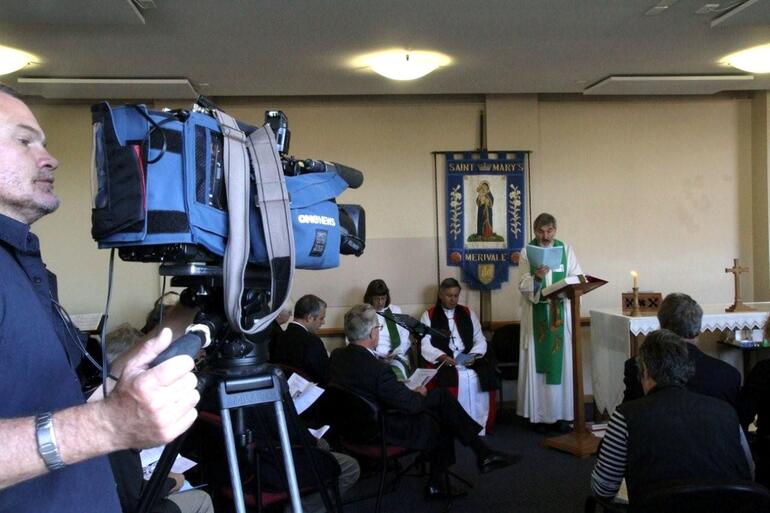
35, 412, 66, 471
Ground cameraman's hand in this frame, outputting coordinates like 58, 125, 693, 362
109, 304, 198, 381
102, 328, 200, 450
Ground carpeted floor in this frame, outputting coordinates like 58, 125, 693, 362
343, 415, 597, 513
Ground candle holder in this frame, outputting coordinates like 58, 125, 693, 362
630, 287, 641, 317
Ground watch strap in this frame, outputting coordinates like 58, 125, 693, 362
35, 412, 66, 471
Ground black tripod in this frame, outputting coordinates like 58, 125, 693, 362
136, 278, 333, 513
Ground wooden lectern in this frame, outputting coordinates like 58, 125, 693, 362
540, 274, 607, 458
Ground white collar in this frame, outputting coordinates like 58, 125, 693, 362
289, 321, 309, 332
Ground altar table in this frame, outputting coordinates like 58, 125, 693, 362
589, 303, 770, 414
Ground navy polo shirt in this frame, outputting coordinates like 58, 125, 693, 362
0, 214, 121, 513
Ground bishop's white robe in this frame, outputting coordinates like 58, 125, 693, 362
420, 306, 489, 435
516, 244, 582, 424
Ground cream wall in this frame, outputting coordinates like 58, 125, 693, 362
752, 92, 770, 301
26, 94, 756, 341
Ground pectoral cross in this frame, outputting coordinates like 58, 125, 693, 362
725, 258, 755, 312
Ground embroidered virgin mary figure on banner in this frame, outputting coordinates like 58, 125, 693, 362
443, 151, 527, 290
475, 181, 499, 239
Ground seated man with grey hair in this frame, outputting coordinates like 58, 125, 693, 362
330, 304, 519, 499
592, 329, 752, 504
622, 292, 741, 408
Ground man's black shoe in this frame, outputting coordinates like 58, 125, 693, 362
554, 420, 572, 433
424, 483, 468, 500
531, 422, 549, 434
477, 451, 522, 474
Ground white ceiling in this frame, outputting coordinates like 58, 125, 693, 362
2, 0, 770, 99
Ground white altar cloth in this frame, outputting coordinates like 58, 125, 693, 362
590, 303, 770, 415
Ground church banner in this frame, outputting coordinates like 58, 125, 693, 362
444, 151, 527, 290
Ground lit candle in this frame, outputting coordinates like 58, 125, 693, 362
630, 270, 639, 289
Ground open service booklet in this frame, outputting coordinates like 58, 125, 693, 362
403, 359, 448, 390
287, 373, 332, 440
526, 244, 564, 271
404, 368, 438, 390
287, 372, 325, 415
541, 275, 586, 297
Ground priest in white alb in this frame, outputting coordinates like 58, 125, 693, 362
517, 212, 582, 431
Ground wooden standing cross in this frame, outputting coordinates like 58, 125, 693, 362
725, 258, 755, 312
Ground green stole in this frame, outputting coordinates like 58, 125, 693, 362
384, 307, 401, 351
384, 307, 410, 381
530, 239, 567, 385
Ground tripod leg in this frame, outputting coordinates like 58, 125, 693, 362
221, 408, 249, 513
136, 433, 188, 513
274, 399, 304, 513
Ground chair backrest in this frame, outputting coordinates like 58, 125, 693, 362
631, 479, 770, 513
491, 323, 520, 380
320, 384, 381, 444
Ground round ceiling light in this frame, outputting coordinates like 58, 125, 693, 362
0, 45, 35, 76
354, 49, 451, 81
722, 44, 770, 74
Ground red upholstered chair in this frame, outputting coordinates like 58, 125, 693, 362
320, 384, 419, 513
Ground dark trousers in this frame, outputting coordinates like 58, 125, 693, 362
420, 388, 485, 478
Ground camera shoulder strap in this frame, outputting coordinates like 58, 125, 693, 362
213, 109, 294, 334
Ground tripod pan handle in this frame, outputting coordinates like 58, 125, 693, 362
150, 331, 206, 368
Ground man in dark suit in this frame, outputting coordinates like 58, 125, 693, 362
271, 294, 330, 384
329, 303, 519, 499
622, 292, 740, 408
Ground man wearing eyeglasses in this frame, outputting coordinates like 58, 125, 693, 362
330, 304, 519, 500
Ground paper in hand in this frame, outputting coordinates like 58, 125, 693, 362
405, 368, 438, 390
287, 373, 325, 414
140, 446, 197, 480
454, 352, 478, 367
526, 244, 563, 271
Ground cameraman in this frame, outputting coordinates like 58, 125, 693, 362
0, 85, 201, 512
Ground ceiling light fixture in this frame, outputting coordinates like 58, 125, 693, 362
722, 44, 770, 73
354, 49, 451, 81
0, 45, 35, 76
